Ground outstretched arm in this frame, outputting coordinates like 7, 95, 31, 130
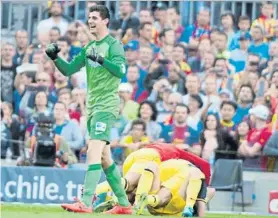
46, 43, 86, 77
55, 48, 86, 76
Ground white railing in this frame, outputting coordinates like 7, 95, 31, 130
1, 1, 278, 43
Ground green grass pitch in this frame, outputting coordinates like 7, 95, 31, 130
0, 204, 273, 218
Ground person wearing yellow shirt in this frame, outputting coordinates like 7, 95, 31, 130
120, 119, 149, 158
252, 2, 275, 40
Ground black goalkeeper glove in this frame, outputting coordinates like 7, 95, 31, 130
86, 47, 104, 65
45, 43, 61, 60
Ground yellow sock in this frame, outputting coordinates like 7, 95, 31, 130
147, 195, 160, 207
186, 179, 202, 208
96, 181, 112, 195
135, 169, 154, 203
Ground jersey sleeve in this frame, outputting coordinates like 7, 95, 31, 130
258, 129, 272, 147
102, 41, 126, 78
178, 149, 211, 185
55, 48, 86, 76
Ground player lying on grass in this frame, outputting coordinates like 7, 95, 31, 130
45, 5, 131, 214
134, 159, 211, 217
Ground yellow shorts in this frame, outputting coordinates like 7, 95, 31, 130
122, 148, 161, 176
149, 192, 186, 215
149, 159, 204, 215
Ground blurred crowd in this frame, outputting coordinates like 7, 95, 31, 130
1, 1, 278, 171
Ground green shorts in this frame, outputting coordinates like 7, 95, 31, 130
87, 112, 117, 143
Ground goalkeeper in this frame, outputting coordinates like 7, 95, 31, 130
45, 5, 131, 215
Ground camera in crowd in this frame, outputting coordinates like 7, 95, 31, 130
31, 113, 56, 167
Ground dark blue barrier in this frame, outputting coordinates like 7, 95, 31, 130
0, 166, 105, 204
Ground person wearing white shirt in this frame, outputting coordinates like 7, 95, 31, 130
37, 1, 69, 38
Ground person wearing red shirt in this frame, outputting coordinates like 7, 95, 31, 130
238, 104, 272, 170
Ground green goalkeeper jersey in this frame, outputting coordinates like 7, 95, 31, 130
55, 34, 126, 119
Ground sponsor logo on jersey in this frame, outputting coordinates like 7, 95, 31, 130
95, 122, 107, 132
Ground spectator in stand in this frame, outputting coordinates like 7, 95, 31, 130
58, 88, 80, 123
13, 30, 28, 66
179, 7, 210, 44
129, 22, 160, 54
263, 130, 278, 172
166, 7, 184, 40
155, 87, 172, 123
138, 8, 159, 43
124, 41, 139, 66
1, 112, 12, 159
220, 100, 237, 133
126, 65, 148, 103
252, 1, 275, 40
49, 27, 61, 43
220, 11, 236, 49
25, 91, 51, 140
160, 92, 183, 125
183, 74, 206, 108
213, 58, 235, 90
230, 16, 251, 51
215, 31, 230, 59
37, 1, 69, 38
57, 36, 71, 61
167, 62, 186, 94
153, 2, 168, 33
139, 8, 153, 23
249, 25, 269, 60
143, 64, 166, 93
236, 53, 261, 83
137, 45, 154, 72
198, 37, 212, 59
123, 100, 161, 141
120, 119, 149, 159
201, 51, 215, 76
1, 102, 24, 158
65, 22, 82, 59
148, 77, 171, 103
53, 101, 84, 157
119, 83, 139, 121
238, 105, 272, 170
13, 68, 32, 115
1, 42, 16, 104
173, 43, 191, 75
159, 28, 176, 48
187, 94, 204, 132
272, 20, 278, 41
113, 1, 140, 37
268, 41, 278, 60
230, 33, 251, 73
236, 119, 251, 145
53, 68, 71, 93
202, 75, 222, 113
70, 88, 86, 118
200, 113, 238, 163
160, 103, 200, 155
233, 84, 255, 125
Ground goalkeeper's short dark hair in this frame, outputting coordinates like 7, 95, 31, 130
89, 5, 110, 27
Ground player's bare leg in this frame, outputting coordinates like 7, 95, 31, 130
61, 140, 106, 213
101, 145, 132, 214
